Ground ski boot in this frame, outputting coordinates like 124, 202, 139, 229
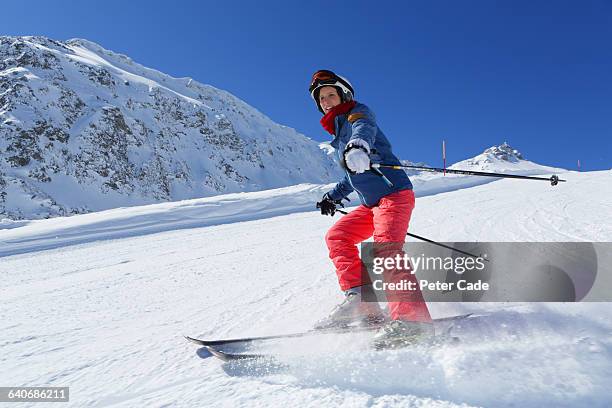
313, 286, 386, 330
371, 320, 435, 350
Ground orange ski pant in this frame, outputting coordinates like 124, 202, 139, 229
325, 189, 432, 322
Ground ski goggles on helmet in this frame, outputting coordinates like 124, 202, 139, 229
309, 69, 354, 113
309, 70, 340, 93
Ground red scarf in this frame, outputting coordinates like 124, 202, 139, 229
320, 100, 356, 135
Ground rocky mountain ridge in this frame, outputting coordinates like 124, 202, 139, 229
0, 36, 340, 219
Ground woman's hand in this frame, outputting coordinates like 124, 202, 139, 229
316, 193, 342, 216
345, 148, 370, 173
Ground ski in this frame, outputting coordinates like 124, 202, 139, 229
199, 331, 463, 362
185, 322, 385, 348
204, 347, 270, 362
185, 313, 473, 349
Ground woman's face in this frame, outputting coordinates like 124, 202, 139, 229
318, 86, 341, 113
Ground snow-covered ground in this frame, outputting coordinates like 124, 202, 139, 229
1, 169, 611, 407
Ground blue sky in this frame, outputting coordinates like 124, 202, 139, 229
2, 0, 611, 170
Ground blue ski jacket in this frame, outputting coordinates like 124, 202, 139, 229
326, 102, 413, 207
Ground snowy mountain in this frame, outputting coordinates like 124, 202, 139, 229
0, 36, 341, 220
1, 168, 611, 407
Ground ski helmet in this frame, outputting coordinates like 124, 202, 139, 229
309, 69, 354, 113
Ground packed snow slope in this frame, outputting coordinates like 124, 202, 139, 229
1, 169, 612, 407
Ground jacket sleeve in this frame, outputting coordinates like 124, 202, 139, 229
327, 174, 354, 201
348, 104, 377, 149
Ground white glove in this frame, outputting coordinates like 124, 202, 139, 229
345, 147, 370, 173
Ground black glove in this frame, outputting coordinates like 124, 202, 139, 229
316, 193, 343, 216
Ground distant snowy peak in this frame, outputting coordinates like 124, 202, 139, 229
483, 142, 524, 161
461, 142, 524, 168
450, 142, 564, 174
0, 36, 340, 220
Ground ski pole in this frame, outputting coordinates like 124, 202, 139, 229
334, 209, 486, 260
370, 163, 565, 186
344, 163, 395, 187
406, 232, 489, 262
369, 166, 394, 187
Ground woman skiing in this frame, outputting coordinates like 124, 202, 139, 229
310, 69, 433, 349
